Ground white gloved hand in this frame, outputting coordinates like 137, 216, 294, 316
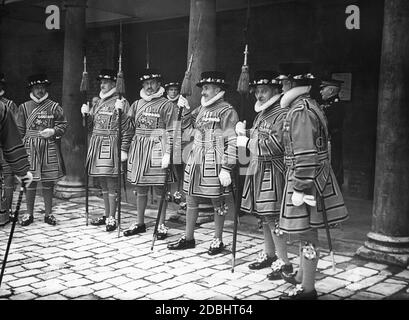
39, 128, 55, 138
161, 152, 171, 169
291, 191, 304, 206
16, 171, 33, 188
235, 120, 247, 136
303, 195, 316, 207
177, 95, 190, 110
237, 136, 249, 148
81, 102, 90, 115
218, 169, 232, 187
115, 98, 125, 111
121, 150, 128, 162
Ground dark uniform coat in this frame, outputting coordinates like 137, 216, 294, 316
182, 97, 239, 198
16, 97, 67, 182
86, 91, 131, 177
0, 101, 30, 177
125, 95, 178, 186
0, 96, 19, 175
241, 95, 287, 217
279, 88, 348, 233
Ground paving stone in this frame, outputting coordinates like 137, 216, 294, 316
260, 290, 282, 299
60, 287, 94, 299
317, 259, 334, 270
113, 290, 146, 300
36, 294, 68, 300
395, 270, 409, 279
322, 255, 352, 263
65, 278, 93, 287
345, 275, 388, 291
350, 291, 385, 300
367, 282, 407, 296
147, 289, 184, 300
315, 278, 351, 294
32, 283, 67, 296
94, 287, 125, 299
321, 267, 344, 276
335, 267, 379, 282
240, 273, 268, 283
7, 277, 41, 288
364, 262, 389, 270
105, 276, 133, 286
14, 269, 43, 278
332, 288, 356, 298
212, 284, 246, 296
9, 292, 37, 300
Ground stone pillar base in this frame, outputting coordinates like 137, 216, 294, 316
55, 180, 85, 199
356, 232, 409, 267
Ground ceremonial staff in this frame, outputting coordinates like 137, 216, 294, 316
80, 52, 89, 226
151, 14, 202, 251
232, 0, 251, 273
116, 21, 125, 238
0, 183, 25, 287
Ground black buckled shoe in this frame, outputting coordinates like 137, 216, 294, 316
20, 214, 34, 226
90, 216, 106, 226
44, 214, 57, 226
123, 223, 146, 237
105, 216, 117, 232
208, 238, 224, 255
156, 224, 169, 240
248, 252, 277, 270
279, 285, 318, 300
281, 270, 301, 285
267, 260, 293, 280
167, 235, 195, 250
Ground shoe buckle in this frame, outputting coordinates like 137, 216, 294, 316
209, 238, 221, 249
256, 252, 268, 263
271, 259, 285, 272
288, 284, 304, 297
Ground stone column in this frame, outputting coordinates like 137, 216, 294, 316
187, 0, 216, 107
357, 0, 409, 267
55, 0, 87, 198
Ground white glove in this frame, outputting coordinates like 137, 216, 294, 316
161, 152, 171, 169
81, 102, 90, 115
291, 191, 305, 206
16, 171, 33, 188
235, 120, 246, 136
115, 98, 125, 111
39, 128, 55, 138
303, 195, 316, 207
177, 95, 190, 110
237, 136, 249, 148
218, 169, 232, 187
121, 151, 128, 162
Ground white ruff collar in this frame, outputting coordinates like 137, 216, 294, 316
280, 86, 311, 109
99, 87, 117, 100
201, 91, 225, 107
30, 92, 48, 104
140, 86, 165, 102
0, 90, 4, 97
255, 93, 282, 113
167, 94, 180, 102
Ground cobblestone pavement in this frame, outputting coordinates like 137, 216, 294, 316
0, 195, 408, 300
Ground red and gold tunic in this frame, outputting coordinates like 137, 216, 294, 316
125, 96, 178, 186
86, 92, 132, 177
279, 90, 348, 233
182, 98, 238, 198
240, 97, 287, 216
16, 97, 67, 182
